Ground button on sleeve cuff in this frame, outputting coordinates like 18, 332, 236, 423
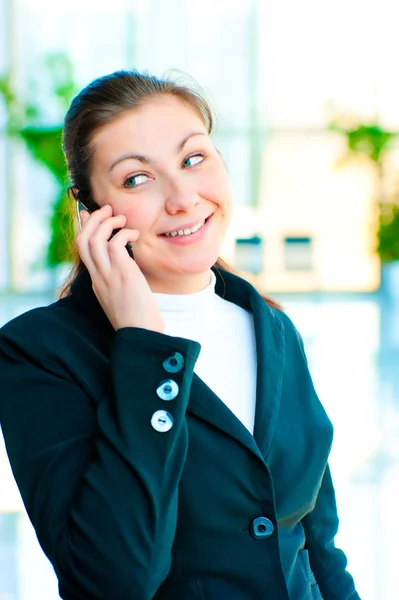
102, 327, 201, 456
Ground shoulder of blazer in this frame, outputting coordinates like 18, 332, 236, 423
0, 287, 112, 375
0, 267, 112, 344
212, 266, 304, 351
0, 301, 91, 376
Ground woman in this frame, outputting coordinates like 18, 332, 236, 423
0, 70, 360, 600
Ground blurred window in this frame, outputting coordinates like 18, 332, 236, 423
235, 235, 263, 274
283, 236, 313, 271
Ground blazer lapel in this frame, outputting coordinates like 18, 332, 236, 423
188, 375, 264, 461
250, 289, 285, 458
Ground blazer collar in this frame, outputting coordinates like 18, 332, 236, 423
69, 266, 285, 462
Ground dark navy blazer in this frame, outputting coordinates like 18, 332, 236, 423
0, 267, 361, 600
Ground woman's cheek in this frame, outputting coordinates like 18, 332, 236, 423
124, 203, 154, 232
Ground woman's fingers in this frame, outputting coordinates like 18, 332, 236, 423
110, 228, 141, 245
80, 204, 112, 234
76, 206, 139, 277
77, 206, 118, 273
87, 215, 128, 273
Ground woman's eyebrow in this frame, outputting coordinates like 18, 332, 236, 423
108, 132, 207, 172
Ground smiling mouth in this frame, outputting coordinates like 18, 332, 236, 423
161, 215, 212, 237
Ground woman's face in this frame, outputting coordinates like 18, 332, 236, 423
89, 95, 232, 293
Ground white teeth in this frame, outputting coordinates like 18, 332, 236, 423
164, 219, 206, 237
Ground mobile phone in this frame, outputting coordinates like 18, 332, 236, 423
76, 200, 134, 260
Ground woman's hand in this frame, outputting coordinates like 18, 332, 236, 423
76, 204, 164, 333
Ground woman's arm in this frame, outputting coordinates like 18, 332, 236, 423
0, 321, 200, 600
302, 464, 361, 600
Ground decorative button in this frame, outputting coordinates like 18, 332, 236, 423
156, 379, 179, 401
251, 517, 274, 539
163, 353, 184, 373
151, 410, 174, 432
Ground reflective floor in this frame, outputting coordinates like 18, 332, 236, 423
1, 290, 398, 600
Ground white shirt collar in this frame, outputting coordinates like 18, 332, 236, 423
154, 270, 217, 314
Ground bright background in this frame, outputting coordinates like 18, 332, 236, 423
1, 0, 399, 598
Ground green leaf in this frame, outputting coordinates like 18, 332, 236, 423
329, 119, 398, 166
20, 126, 66, 183
47, 188, 75, 267
377, 204, 399, 262
0, 52, 78, 267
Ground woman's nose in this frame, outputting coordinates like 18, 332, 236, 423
164, 181, 200, 213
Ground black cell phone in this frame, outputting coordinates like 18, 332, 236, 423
76, 201, 134, 260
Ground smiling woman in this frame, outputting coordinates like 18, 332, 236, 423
0, 70, 361, 600
82, 95, 231, 296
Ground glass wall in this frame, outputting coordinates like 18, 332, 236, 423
1, 0, 266, 293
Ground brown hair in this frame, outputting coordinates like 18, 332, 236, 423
60, 70, 281, 311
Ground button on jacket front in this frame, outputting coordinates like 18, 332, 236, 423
251, 516, 274, 539
0, 267, 361, 600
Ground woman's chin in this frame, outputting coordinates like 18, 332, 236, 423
144, 260, 216, 293
138, 245, 222, 287
171, 253, 219, 276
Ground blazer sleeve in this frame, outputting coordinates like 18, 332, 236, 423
302, 464, 361, 600
0, 319, 201, 600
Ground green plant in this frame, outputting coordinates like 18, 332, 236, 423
330, 121, 396, 168
330, 116, 399, 262
377, 203, 399, 262
0, 54, 77, 267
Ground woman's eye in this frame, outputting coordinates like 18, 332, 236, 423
124, 174, 148, 188
183, 153, 206, 168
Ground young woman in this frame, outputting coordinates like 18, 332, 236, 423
0, 70, 360, 600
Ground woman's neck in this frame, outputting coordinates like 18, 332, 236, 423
146, 270, 213, 295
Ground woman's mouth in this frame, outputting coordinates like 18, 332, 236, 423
163, 218, 206, 237
160, 214, 213, 245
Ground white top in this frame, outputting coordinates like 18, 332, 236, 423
154, 271, 257, 434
